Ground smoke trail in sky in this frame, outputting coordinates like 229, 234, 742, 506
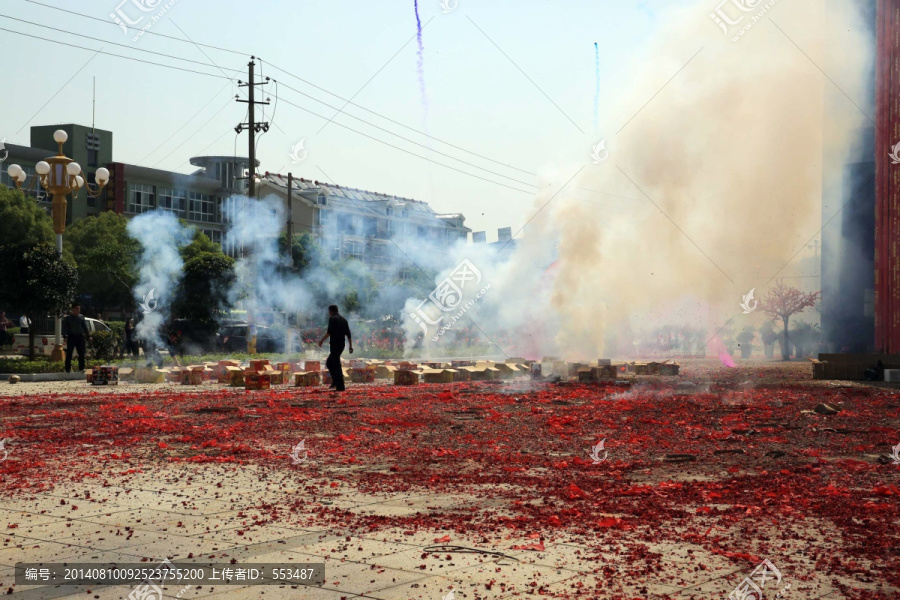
593, 42, 600, 131
414, 0, 428, 125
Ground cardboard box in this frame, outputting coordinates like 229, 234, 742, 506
350, 368, 375, 383
885, 369, 900, 382
627, 363, 651, 375
182, 368, 203, 386
597, 358, 612, 366
591, 365, 617, 380
92, 365, 119, 386
399, 361, 418, 370
227, 367, 245, 387
577, 368, 594, 382
245, 372, 271, 390
248, 359, 270, 373
294, 371, 321, 386
166, 368, 184, 383
349, 359, 367, 369
451, 360, 475, 368
452, 368, 471, 382
422, 369, 455, 384
374, 365, 398, 379
530, 363, 542, 379
656, 363, 680, 376
118, 367, 134, 381
135, 367, 165, 384
494, 363, 522, 379
304, 360, 321, 372
394, 370, 419, 385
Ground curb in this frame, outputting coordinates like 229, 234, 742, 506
1, 372, 85, 382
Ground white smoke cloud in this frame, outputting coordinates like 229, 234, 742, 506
127, 211, 193, 349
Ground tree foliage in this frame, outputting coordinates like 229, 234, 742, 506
173, 253, 237, 323
64, 212, 140, 313
181, 229, 222, 263
0, 185, 54, 247
762, 281, 820, 360
0, 243, 78, 359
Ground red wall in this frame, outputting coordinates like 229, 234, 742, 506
875, 0, 900, 352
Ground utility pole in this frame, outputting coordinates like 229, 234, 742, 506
235, 56, 270, 198
287, 172, 294, 265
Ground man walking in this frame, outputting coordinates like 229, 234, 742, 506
62, 303, 90, 373
318, 305, 353, 391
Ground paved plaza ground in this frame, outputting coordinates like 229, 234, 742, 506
0, 360, 897, 599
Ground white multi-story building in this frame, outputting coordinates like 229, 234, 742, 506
255, 173, 471, 276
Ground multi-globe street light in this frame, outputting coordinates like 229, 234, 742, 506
7, 130, 110, 361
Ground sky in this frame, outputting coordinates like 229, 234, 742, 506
1, 0, 664, 239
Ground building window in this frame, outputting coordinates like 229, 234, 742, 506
158, 188, 186, 216
345, 241, 364, 260
400, 209, 408, 218
85, 131, 100, 167
386, 207, 394, 216
317, 194, 327, 205
202, 229, 223, 245
188, 191, 215, 223
128, 183, 155, 214
317, 209, 329, 227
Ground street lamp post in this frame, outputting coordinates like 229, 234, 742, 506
7, 129, 109, 362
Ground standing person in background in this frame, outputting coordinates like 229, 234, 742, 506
318, 305, 353, 392
166, 330, 182, 367
62, 303, 90, 373
124, 319, 138, 358
18, 314, 30, 334
0, 312, 11, 346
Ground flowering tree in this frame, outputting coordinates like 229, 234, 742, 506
762, 281, 820, 360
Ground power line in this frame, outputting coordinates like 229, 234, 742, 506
24, 0, 247, 56
20, 0, 537, 179
0, 26, 232, 80
275, 94, 533, 195
0, 13, 241, 73
275, 79, 537, 190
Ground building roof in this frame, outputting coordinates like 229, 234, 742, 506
259, 172, 469, 231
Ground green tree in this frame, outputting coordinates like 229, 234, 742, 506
0, 185, 54, 247
736, 326, 755, 359
0, 243, 78, 360
181, 229, 222, 262
64, 212, 140, 314
174, 253, 236, 323
278, 232, 323, 274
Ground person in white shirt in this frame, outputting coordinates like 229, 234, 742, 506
19, 315, 30, 334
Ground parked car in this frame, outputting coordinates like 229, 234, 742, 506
12, 317, 110, 357
216, 323, 287, 353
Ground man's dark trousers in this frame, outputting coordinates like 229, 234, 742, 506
65, 335, 87, 372
326, 344, 345, 391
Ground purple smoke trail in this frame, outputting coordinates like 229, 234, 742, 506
414, 0, 428, 125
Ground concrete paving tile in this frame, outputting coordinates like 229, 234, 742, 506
364, 575, 460, 600
200, 525, 311, 546
83, 508, 244, 538
4, 493, 135, 520
277, 550, 427, 596
0, 537, 98, 568
281, 534, 415, 564
371, 546, 519, 577
0, 508, 68, 529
